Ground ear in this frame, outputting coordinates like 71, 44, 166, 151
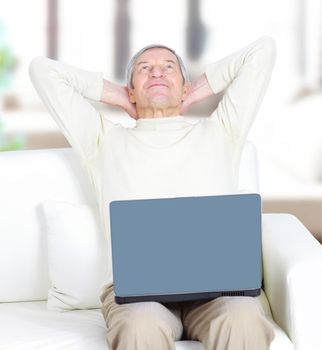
181, 82, 191, 102
128, 88, 136, 103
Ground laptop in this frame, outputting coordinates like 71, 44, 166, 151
109, 193, 262, 304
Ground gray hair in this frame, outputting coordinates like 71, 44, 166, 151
125, 44, 189, 89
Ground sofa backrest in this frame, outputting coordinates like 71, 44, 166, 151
0, 142, 259, 302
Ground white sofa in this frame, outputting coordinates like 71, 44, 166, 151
0, 142, 322, 350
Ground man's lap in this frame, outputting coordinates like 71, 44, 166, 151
100, 284, 269, 342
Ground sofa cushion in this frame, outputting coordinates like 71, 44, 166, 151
0, 302, 107, 350
0, 301, 293, 350
41, 200, 109, 310
0, 148, 97, 302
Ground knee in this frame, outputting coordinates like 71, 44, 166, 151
108, 302, 176, 347
222, 297, 263, 324
197, 297, 274, 349
209, 297, 274, 338
122, 304, 168, 334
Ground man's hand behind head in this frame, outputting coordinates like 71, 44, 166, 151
180, 74, 213, 115
100, 79, 138, 120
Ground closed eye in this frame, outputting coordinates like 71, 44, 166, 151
139, 65, 151, 73
163, 62, 176, 72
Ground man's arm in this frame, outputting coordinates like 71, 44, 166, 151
207, 36, 276, 143
183, 36, 277, 143
29, 57, 110, 160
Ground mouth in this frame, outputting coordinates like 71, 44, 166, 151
148, 82, 169, 89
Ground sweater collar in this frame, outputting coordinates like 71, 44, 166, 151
134, 115, 191, 131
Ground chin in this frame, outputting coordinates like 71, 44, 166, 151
150, 97, 177, 108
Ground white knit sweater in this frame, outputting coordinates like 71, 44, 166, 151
29, 36, 276, 286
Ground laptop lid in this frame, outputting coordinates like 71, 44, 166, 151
109, 193, 262, 304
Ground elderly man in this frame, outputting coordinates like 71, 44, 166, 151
29, 35, 276, 350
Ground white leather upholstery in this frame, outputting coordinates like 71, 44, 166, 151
0, 142, 321, 349
262, 214, 322, 350
0, 301, 292, 350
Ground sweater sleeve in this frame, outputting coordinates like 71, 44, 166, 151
29, 57, 112, 160
206, 36, 277, 144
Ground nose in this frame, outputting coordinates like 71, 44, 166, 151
150, 65, 164, 78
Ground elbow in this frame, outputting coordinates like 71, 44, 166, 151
258, 35, 277, 62
28, 56, 42, 80
28, 56, 49, 81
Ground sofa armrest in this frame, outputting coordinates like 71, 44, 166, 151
262, 213, 322, 350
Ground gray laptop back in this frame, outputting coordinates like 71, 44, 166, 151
109, 193, 262, 304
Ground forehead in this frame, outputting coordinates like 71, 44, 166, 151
135, 48, 179, 65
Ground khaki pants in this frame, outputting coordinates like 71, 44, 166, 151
100, 284, 274, 350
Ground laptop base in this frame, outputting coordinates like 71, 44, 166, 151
115, 288, 261, 304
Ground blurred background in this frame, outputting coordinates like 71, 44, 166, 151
0, 0, 321, 240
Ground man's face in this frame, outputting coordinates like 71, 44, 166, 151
129, 48, 189, 111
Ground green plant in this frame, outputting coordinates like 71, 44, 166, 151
0, 118, 25, 151
0, 46, 16, 92
0, 20, 24, 151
